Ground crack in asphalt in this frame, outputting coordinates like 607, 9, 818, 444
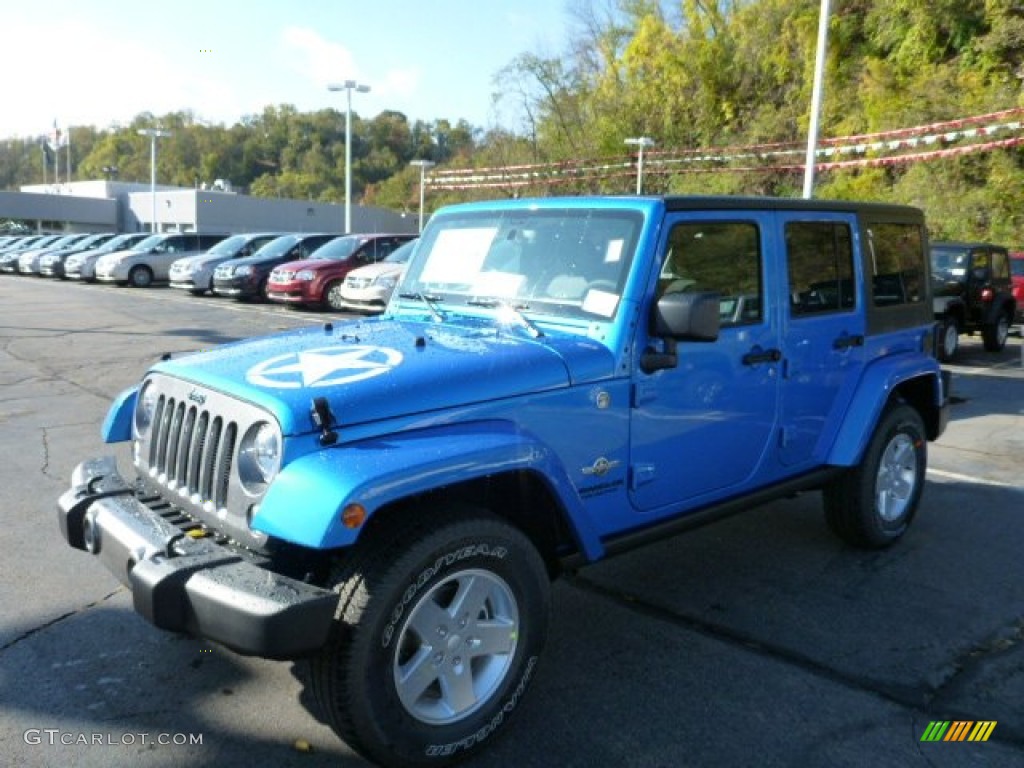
40, 426, 52, 479
0, 589, 124, 654
568, 574, 1024, 748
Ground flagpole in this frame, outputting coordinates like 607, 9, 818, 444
66, 126, 72, 187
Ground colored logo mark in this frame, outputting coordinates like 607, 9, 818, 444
920, 721, 996, 742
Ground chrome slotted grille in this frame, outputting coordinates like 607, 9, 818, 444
346, 276, 372, 289
148, 394, 237, 510
134, 372, 278, 548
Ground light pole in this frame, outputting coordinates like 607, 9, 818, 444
137, 128, 172, 233
624, 137, 655, 195
802, 0, 831, 199
409, 159, 435, 232
328, 80, 371, 233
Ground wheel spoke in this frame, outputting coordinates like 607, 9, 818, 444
469, 619, 518, 657
396, 646, 440, 703
438, 660, 478, 715
449, 573, 495, 623
406, 595, 452, 642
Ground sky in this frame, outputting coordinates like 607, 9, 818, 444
1, 0, 575, 140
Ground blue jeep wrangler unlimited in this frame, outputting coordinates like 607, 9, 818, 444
59, 196, 949, 767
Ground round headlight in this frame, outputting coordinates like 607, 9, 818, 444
239, 421, 282, 490
235, 265, 252, 277
134, 380, 158, 438
296, 270, 316, 281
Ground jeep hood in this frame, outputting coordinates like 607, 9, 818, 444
151, 317, 615, 435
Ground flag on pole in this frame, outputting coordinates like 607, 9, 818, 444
48, 119, 66, 150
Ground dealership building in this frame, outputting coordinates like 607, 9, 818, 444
3, 180, 416, 236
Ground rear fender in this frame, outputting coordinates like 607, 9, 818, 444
826, 355, 943, 466
252, 421, 603, 559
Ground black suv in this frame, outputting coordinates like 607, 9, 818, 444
930, 241, 1016, 360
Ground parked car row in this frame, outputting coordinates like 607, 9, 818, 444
0, 230, 418, 313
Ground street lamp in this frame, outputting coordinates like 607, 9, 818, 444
137, 128, 172, 233
802, 0, 831, 199
409, 159, 435, 232
327, 80, 371, 233
624, 136, 655, 195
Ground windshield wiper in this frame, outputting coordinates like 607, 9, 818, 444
398, 291, 444, 322
467, 298, 544, 339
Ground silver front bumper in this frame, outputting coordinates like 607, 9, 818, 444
58, 457, 338, 658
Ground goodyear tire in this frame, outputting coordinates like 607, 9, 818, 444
308, 511, 550, 767
982, 311, 1010, 352
823, 403, 926, 549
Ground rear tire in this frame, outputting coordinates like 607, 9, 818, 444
982, 311, 1010, 351
823, 403, 926, 548
307, 510, 549, 767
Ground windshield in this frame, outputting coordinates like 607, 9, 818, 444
384, 239, 418, 264
250, 235, 301, 259
132, 234, 167, 251
400, 208, 642, 322
205, 234, 250, 256
308, 235, 361, 261
93, 234, 144, 255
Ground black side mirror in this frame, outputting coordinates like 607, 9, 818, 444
652, 291, 721, 341
641, 291, 721, 374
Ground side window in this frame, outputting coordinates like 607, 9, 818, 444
660, 221, 762, 327
786, 221, 854, 316
990, 250, 1009, 281
865, 223, 926, 306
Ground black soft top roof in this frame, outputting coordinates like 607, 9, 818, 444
660, 195, 923, 220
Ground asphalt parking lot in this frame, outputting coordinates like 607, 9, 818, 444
1, 277, 1022, 768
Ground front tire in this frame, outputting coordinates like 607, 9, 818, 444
982, 311, 1010, 351
128, 265, 154, 288
937, 317, 959, 361
325, 280, 346, 311
308, 511, 550, 767
823, 403, 927, 548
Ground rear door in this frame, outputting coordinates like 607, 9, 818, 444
775, 214, 866, 467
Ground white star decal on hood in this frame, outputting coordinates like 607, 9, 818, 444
246, 346, 403, 389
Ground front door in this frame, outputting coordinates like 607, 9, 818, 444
629, 213, 781, 514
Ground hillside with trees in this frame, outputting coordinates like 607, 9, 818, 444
3, 0, 1024, 243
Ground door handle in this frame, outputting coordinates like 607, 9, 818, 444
742, 348, 782, 365
833, 334, 865, 350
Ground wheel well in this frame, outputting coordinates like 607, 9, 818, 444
364, 471, 576, 578
940, 305, 965, 326
892, 374, 943, 441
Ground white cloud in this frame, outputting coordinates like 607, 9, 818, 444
0, 19, 242, 136
280, 26, 359, 89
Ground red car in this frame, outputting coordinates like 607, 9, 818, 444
1012, 251, 1024, 323
266, 233, 416, 310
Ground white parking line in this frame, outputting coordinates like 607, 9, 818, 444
927, 467, 1021, 489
